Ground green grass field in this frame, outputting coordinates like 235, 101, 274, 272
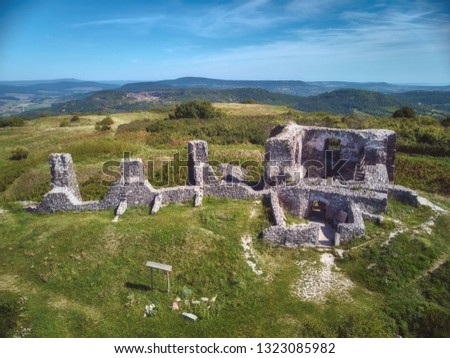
1, 104, 449, 337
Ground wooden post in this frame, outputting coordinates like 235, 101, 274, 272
166, 271, 170, 293
146, 261, 172, 293
150, 267, 154, 290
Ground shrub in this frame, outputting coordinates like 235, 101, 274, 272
60, 120, 70, 127
99, 116, 114, 125
117, 120, 150, 133
95, 124, 111, 131
393, 107, 416, 118
95, 116, 114, 131
9, 146, 30, 160
0, 118, 25, 128
9, 118, 25, 127
169, 100, 219, 120
441, 116, 450, 127
70, 114, 80, 122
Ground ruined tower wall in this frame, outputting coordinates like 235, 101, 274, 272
187, 140, 217, 186
264, 124, 396, 184
301, 128, 366, 164
48, 153, 82, 200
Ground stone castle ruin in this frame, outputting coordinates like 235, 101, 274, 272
33, 123, 423, 247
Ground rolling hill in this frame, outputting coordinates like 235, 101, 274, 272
3, 77, 450, 118
0, 80, 121, 117
19, 86, 450, 118
129, 77, 450, 97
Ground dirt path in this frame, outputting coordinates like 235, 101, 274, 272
417, 255, 449, 281
241, 235, 263, 275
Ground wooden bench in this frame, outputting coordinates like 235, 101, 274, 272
146, 261, 172, 293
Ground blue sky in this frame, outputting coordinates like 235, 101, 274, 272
1, 0, 449, 83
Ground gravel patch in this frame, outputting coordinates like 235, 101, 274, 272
293, 253, 353, 303
241, 235, 263, 275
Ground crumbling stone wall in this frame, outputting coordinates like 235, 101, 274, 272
277, 185, 388, 220
389, 184, 419, 206
264, 123, 396, 185
336, 202, 365, 245
36, 157, 158, 213
268, 191, 286, 227
48, 153, 82, 199
263, 223, 320, 247
217, 163, 248, 183
203, 183, 263, 200
33, 125, 423, 248
187, 140, 217, 186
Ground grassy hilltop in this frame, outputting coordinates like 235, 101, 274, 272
0, 103, 449, 337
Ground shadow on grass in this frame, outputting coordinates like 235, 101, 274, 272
124, 282, 151, 291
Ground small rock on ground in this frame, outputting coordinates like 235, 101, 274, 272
182, 312, 198, 321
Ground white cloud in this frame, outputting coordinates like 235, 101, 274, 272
69, 15, 165, 28
162, 5, 450, 82
174, 0, 287, 38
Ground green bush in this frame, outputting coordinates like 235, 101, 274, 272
441, 116, 450, 127
393, 107, 416, 118
116, 119, 150, 133
95, 125, 111, 131
99, 116, 114, 125
95, 116, 114, 131
169, 100, 219, 120
0, 118, 25, 128
70, 114, 80, 122
0, 292, 22, 338
9, 146, 30, 161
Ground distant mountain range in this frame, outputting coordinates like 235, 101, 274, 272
1, 77, 449, 118
122, 77, 450, 96
0, 79, 119, 96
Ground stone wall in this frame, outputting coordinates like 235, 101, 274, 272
34, 129, 404, 247
364, 164, 389, 185
389, 184, 419, 206
48, 153, 81, 199
264, 123, 396, 185
159, 186, 197, 205
268, 191, 286, 227
217, 163, 248, 183
263, 223, 320, 247
36, 156, 159, 213
203, 183, 264, 200
187, 140, 217, 185
277, 184, 387, 220
336, 202, 365, 244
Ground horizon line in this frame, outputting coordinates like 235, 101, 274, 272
1, 77, 450, 87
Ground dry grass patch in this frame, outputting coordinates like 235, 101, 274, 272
213, 103, 295, 116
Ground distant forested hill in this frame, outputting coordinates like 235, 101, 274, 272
296, 89, 407, 116
4, 77, 450, 118
16, 85, 450, 119
126, 77, 450, 96
0, 80, 118, 95
391, 91, 450, 113
21, 88, 301, 117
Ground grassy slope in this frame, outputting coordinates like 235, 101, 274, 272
1, 197, 448, 337
0, 103, 449, 337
